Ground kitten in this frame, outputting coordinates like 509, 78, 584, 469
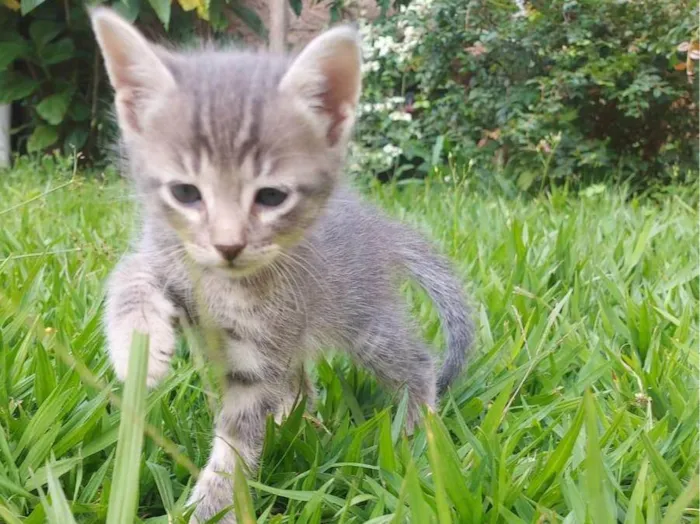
91, 8, 474, 523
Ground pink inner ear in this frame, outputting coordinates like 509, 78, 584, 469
116, 90, 142, 134
318, 47, 360, 146
320, 71, 347, 146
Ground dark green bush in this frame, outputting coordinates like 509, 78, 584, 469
354, 0, 698, 188
0, 0, 265, 160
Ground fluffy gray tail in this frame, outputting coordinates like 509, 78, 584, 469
400, 237, 475, 395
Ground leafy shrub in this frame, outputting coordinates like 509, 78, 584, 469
0, 0, 265, 160
353, 0, 699, 188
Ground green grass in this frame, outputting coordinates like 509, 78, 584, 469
0, 155, 698, 523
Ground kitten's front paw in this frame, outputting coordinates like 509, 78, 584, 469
107, 292, 176, 388
188, 470, 236, 524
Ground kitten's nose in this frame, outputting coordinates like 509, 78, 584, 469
214, 243, 245, 262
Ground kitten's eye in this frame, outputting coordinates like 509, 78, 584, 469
170, 183, 202, 205
255, 187, 288, 207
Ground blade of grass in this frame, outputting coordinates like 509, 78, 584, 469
641, 433, 683, 498
624, 459, 648, 524
45, 461, 78, 524
0, 504, 23, 524
425, 410, 453, 524
527, 397, 585, 498
660, 473, 699, 524
377, 411, 397, 474
106, 332, 149, 524
146, 461, 175, 514
234, 456, 257, 524
584, 390, 615, 524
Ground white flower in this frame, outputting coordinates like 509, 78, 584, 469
407, 0, 433, 17
358, 103, 373, 115
382, 144, 402, 158
374, 35, 397, 57
389, 111, 412, 122
361, 60, 381, 73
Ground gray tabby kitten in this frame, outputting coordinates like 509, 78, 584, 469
91, 8, 473, 523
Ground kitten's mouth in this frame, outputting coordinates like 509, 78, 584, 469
214, 261, 260, 278
213, 257, 276, 278
185, 242, 279, 278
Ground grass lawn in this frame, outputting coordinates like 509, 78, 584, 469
0, 157, 698, 523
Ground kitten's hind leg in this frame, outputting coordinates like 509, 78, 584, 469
349, 315, 437, 433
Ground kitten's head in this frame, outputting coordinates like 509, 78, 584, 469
91, 8, 361, 276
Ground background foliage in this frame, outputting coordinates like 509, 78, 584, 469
0, 0, 697, 188
0, 0, 264, 157
353, 0, 699, 188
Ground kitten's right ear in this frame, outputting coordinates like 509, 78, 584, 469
90, 7, 176, 135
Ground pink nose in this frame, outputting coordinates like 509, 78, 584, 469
214, 244, 245, 262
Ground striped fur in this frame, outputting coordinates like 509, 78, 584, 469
92, 8, 474, 523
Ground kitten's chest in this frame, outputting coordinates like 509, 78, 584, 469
196, 273, 268, 335
194, 272, 306, 373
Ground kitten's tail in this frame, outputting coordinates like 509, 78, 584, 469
399, 235, 475, 395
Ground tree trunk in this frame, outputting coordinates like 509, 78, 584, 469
269, 0, 289, 52
0, 105, 10, 168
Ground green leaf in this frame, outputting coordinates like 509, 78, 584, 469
40, 38, 75, 65
20, 0, 46, 15
229, 3, 267, 37
288, 0, 302, 16
517, 171, 537, 191
29, 20, 62, 48
148, 0, 171, 28
27, 125, 58, 153
106, 332, 149, 524
112, 0, 142, 22
431, 135, 445, 168
0, 72, 39, 103
36, 91, 73, 125
63, 127, 89, 154
67, 100, 90, 122
0, 37, 29, 71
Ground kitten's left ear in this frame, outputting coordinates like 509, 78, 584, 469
279, 26, 362, 147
